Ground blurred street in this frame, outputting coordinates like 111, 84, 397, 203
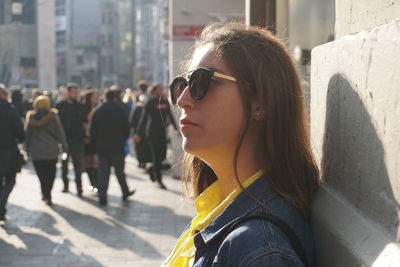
0, 156, 194, 267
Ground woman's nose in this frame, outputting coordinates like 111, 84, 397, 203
177, 85, 194, 109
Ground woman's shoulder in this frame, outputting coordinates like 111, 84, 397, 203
217, 215, 309, 266
212, 191, 314, 266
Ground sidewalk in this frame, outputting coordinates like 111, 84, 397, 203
0, 156, 194, 267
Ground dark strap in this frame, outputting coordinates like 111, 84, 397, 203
221, 213, 310, 267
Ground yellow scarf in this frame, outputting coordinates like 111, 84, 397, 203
161, 170, 264, 267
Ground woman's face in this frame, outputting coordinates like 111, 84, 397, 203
90, 93, 98, 106
177, 44, 244, 160
155, 85, 164, 98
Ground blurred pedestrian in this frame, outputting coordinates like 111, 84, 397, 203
129, 81, 151, 168
11, 89, 26, 120
25, 96, 68, 206
110, 85, 129, 115
90, 90, 135, 206
43, 90, 55, 107
55, 83, 85, 195
136, 80, 150, 103
162, 23, 319, 266
0, 84, 25, 221
110, 86, 131, 157
134, 83, 178, 189
25, 88, 42, 111
81, 89, 98, 192
123, 88, 134, 111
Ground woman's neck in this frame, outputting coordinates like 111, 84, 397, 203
205, 137, 260, 198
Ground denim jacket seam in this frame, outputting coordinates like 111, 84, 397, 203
201, 192, 279, 244
240, 247, 300, 267
261, 215, 275, 248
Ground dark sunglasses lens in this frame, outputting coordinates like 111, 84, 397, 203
189, 68, 211, 100
170, 77, 188, 104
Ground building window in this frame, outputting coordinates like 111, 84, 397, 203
56, 7, 65, 16
76, 55, 84, 65
57, 67, 66, 76
56, 31, 66, 47
20, 57, 36, 68
108, 55, 114, 72
108, 34, 114, 46
0, 1, 4, 24
70, 75, 82, 86
11, 0, 36, 24
102, 12, 114, 25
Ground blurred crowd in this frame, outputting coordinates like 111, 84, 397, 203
0, 80, 178, 221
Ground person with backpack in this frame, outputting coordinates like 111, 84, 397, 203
25, 96, 68, 206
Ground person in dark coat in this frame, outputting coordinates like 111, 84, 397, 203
134, 83, 178, 189
11, 89, 26, 120
90, 90, 135, 206
81, 90, 98, 192
129, 81, 151, 168
55, 83, 85, 195
111, 86, 131, 157
0, 84, 25, 221
25, 96, 68, 206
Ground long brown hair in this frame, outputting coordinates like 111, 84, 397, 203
180, 23, 319, 219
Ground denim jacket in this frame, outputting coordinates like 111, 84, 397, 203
192, 175, 315, 266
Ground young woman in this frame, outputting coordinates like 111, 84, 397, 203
162, 23, 319, 266
25, 96, 68, 206
129, 81, 151, 169
82, 90, 99, 192
134, 83, 178, 189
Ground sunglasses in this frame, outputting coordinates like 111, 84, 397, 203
169, 67, 237, 105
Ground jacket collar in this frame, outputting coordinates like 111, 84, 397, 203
197, 174, 278, 246
27, 108, 57, 127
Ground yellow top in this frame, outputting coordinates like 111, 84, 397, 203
161, 170, 264, 267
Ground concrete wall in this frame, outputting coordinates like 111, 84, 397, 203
310, 1, 400, 266
336, 0, 400, 38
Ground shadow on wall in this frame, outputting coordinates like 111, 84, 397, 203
321, 73, 399, 238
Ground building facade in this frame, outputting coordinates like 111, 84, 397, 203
37, 0, 56, 90
134, 0, 169, 86
99, 0, 135, 88
55, 0, 101, 88
0, 0, 38, 88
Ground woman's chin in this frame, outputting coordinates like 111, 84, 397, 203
182, 138, 203, 156
182, 139, 194, 154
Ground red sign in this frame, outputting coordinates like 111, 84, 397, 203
173, 25, 205, 41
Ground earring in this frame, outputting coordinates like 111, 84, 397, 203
255, 111, 264, 120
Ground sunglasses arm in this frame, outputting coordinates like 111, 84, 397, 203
213, 71, 237, 82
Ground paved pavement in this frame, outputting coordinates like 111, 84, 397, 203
0, 156, 194, 267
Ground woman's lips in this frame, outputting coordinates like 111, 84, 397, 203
179, 119, 198, 130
